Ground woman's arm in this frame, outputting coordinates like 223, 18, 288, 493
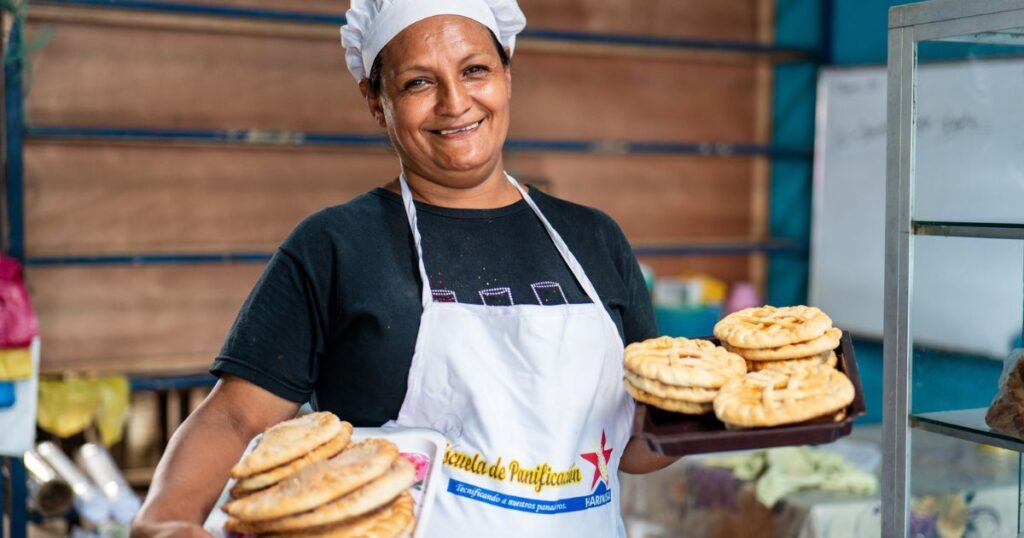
131, 375, 300, 538
619, 436, 679, 474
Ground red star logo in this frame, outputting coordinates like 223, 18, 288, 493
580, 430, 613, 490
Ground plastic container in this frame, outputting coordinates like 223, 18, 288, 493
0, 381, 14, 408
24, 449, 74, 517
76, 443, 142, 523
722, 281, 761, 316
35, 441, 111, 526
633, 331, 867, 456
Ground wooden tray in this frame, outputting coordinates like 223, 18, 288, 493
632, 331, 867, 455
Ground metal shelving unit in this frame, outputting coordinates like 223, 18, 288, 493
882, 0, 1024, 536
912, 220, 1024, 240
911, 408, 1024, 453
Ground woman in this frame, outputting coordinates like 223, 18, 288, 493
132, 1, 675, 536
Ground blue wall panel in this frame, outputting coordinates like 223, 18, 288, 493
769, 0, 822, 307
830, 0, 1017, 66
853, 338, 1004, 425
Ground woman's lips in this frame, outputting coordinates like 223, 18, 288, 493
429, 119, 483, 139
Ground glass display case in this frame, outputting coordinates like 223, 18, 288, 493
883, 0, 1024, 536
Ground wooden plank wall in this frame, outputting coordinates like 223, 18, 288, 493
21, 0, 771, 374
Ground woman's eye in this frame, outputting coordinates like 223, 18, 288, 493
404, 78, 429, 90
465, 65, 489, 76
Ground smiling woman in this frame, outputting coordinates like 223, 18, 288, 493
361, 16, 516, 201
131, 2, 669, 538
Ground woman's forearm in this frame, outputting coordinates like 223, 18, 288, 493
134, 405, 253, 528
132, 377, 299, 537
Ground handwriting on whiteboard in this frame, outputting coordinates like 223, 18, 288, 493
830, 112, 983, 152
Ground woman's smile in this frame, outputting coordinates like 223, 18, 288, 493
430, 118, 484, 138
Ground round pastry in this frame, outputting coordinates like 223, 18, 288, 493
727, 327, 842, 361
745, 351, 838, 374
624, 382, 714, 415
232, 433, 352, 497
230, 412, 349, 479
624, 371, 718, 403
224, 439, 399, 522
228, 458, 416, 534
713, 305, 833, 350
713, 366, 854, 428
624, 336, 746, 389
265, 492, 416, 538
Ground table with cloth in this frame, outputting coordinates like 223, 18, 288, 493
620, 427, 1018, 538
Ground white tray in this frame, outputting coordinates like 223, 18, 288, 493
352, 426, 447, 538
204, 426, 447, 538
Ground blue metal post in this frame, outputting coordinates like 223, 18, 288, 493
4, 21, 25, 261
8, 458, 26, 538
3, 19, 29, 538
1, 458, 6, 538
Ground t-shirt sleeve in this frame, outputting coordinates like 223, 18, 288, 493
617, 239, 658, 345
210, 224, 330, 403
597, 212, 658, 345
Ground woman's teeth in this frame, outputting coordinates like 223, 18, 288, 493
437, 121, 481, 135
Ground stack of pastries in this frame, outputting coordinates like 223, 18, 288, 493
716, 305, 841, 375
223, 412, 417, 537
623, 336, 747, 415
624, 305, 856, 429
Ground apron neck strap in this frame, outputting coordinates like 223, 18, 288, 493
398, 172, 605, 309
398, 176, 433, 307
502, 176, 606, 308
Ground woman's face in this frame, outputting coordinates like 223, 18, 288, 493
364, 16, 512, 188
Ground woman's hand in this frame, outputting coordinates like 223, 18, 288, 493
130, 520, 212, 538
619, 436, 680, 474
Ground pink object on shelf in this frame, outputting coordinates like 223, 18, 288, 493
0, 256, 38, 348
723, 282, 761, 317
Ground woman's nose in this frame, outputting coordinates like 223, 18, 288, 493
435, 79, 471, 117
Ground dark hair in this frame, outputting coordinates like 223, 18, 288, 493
367, 30, 510, 95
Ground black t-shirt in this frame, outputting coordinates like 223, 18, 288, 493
210, 187, 657, 426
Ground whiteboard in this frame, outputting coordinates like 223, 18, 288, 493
810, 60, 1024, 358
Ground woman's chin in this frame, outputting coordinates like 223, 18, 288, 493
431, 154, 498, 176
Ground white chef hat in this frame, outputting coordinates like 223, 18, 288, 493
341, 0, 526, 81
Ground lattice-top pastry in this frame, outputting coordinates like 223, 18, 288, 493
713, 365, 854, 428
624, 336, 746, 389
746, 351, 838, 374
726, 328, 842, 361
714, 305, 833, 349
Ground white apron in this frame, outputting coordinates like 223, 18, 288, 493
393, 173, 634, 538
